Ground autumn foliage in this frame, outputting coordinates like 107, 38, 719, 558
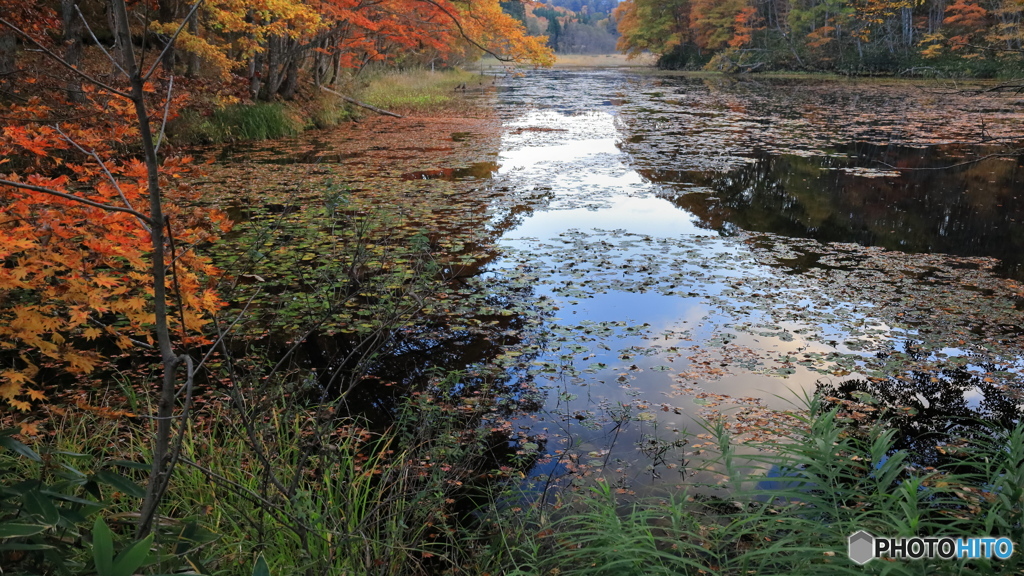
0, 0, 548, 416
614, 0, 1024, 71
146, 0, 551, 100
0, 90, 228, 413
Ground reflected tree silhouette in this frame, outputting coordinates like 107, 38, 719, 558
817, 344, 1023, 468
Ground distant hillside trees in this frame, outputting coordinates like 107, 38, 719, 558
613, 0, 1024, 74
524, 1, 620, 54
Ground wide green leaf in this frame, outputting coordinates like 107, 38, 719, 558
23, 490, 60, 526
111, 533, 154, 576
252, 553, 271, 576
108, 459, 152, 471
0, 542, 56, 551
92, 517, 114, 576
0, 522, 47, 538
0, 435, 41, 462
93, 470, 146, 499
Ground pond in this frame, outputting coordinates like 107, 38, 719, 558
198, 69, 1024, 494
480, 70, 1024, 491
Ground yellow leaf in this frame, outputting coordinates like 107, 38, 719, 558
0, 379, 23, 400
1, 370, 30, 386
63, 351, 100, 373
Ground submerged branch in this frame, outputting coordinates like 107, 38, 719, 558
876, 152, 1021, 171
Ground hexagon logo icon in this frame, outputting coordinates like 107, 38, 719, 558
848, 531, 875, 565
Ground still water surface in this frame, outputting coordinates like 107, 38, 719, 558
475, 70, 1024, 488
199, 69, 1024, 490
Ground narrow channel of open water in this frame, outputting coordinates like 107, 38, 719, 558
476, 69, 1024, 491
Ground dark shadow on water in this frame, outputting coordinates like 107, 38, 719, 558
647, 142, 1024, 280
817, 342, 1023, 469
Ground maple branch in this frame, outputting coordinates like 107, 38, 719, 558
166, 215, 189, 347
54, 125, 153, 234
415, 0, 514, 62
0, 18, 132, 99
143, 0, 206, 82
75, 5, 129, 80
0, 178, 153, 224
88, 317, 155, 349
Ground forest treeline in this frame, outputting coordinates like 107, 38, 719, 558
505, 0, 621, 54
0, 0, 551, 106
613, 0, 1024, 74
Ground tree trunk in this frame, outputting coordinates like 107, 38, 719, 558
62, 0, 85, 102
260, 35, 283, 100
279, 44, 300, 100
248, 51, 262, 100
902, 7, 913, 47
314, 36, 330, 86
107, 0, 130, 73
0, 29, 16, 90
186, 10, 199, 77
158, 0, 178, 72
106, 0, 180, 539
331, 49, 341, 87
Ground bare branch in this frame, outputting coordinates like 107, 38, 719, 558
166, 215, 189, 345
316, 83, 403, 117
193, 291, 260, 374
876, 153, 1020, 171
415, 0, 514, 62
155, 75, 174, 155
0, 177, 153, 224
88, 316, 155, 349
0, 17, 132, 99
75, 5, 129, 79
143, 0, 207, 82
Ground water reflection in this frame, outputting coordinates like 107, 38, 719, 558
645, 143, 1024, 280
198, 68, 1024, 493
818, 354, 1024, 469
483, 69, 1024, 489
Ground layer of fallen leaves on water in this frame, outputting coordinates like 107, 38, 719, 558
489, 227, 1024, 393
193, 109, 527, 340
473, 73, 1024, 484
616, 76, 1024, 173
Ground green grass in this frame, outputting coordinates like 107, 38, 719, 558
357, 68, 483, 114
4, 390, 1022, 575
500, 400, 1024, 575
167, 68, 476, 145
170, 101, 304, 144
